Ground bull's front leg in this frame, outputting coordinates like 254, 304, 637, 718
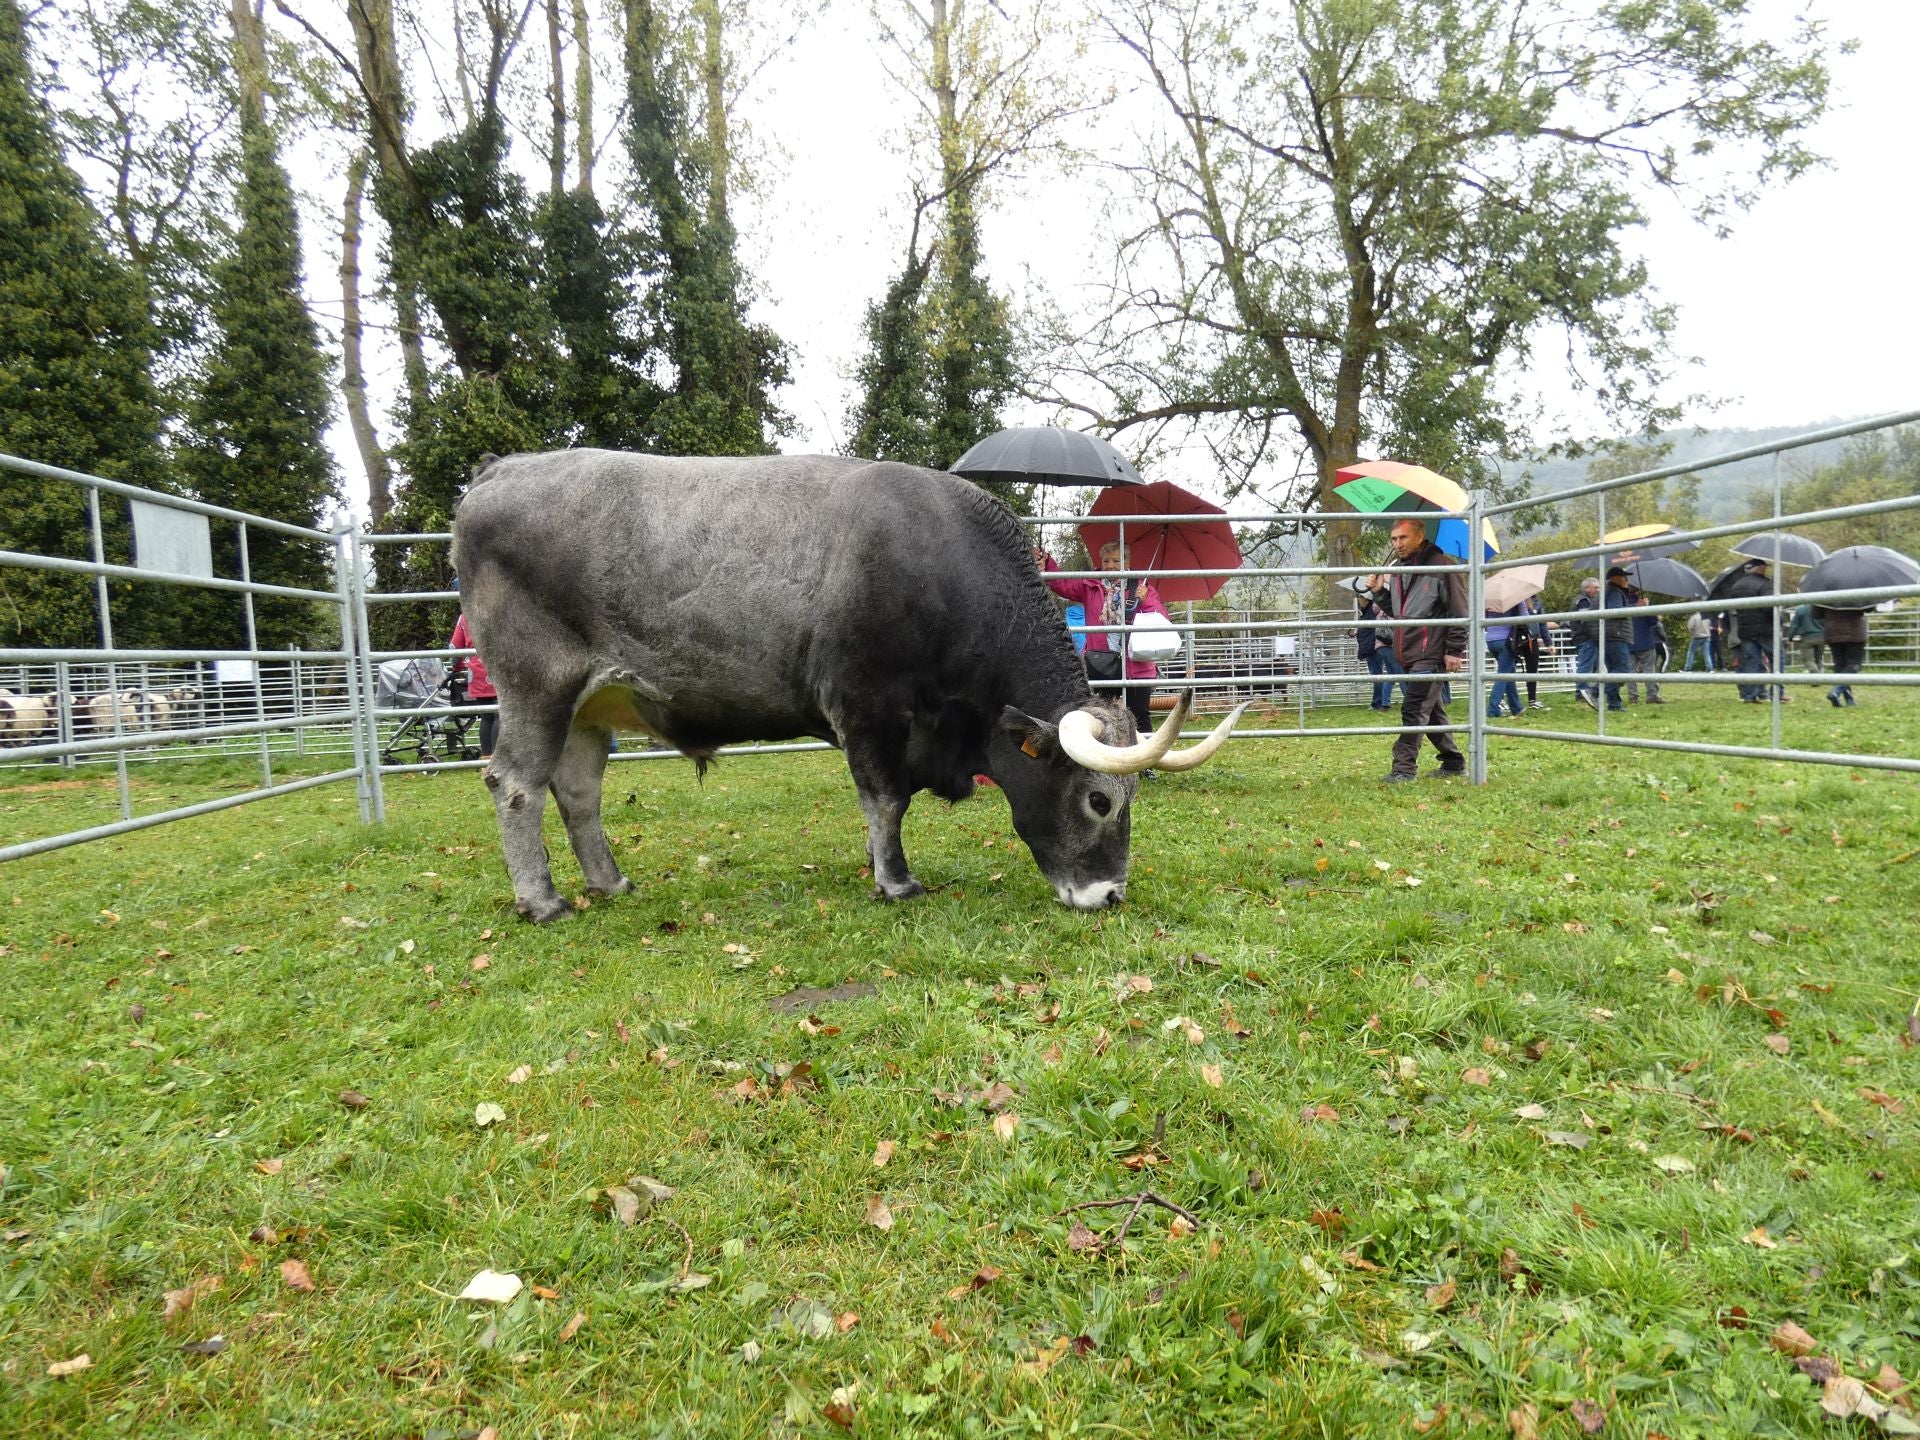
843, 734, 925, 901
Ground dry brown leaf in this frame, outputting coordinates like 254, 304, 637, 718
1745, 1226, 1780, 1250
47, 1354, 92, 1377
1041, 1042, 1065, 1066
1200, 1063, 1224, 1089
558, 1309, 586, 1342
506, 1065, 533, 1085
337, 1089, 370, 1110
1067, 1220, 1098, 1252
1168, 1215, 1195, 1239
946, 1265, 1001, 1299
1300, 1103, 1339, 1125
470, 954, 491, 971
1513, 1103, 1548, 1121
836, 1311, 860, 1334
1341, 1248, 1384, 1273
1092, 1027, 1113, 1056
1820, 1375, 1886, 1422
249, 1225, 277, 1245
725, 1076, 760, 1101
1763, 1033, 1790, 1056
975, 1081, 1018, 1112
1426, 1277, 1456, 1310
1769, 1320, 1817, 1354
992, 1112, 1021, 1141
871, 1139, 896, 1168
1309, 1208, 1345, 1236
1509, 1402, 1540, 1440
1569, 1397, 1606, 1433
162, 1274, 223, 1319
254, 1158, 284, 1176
279, 1259, 315, 1292
1016, 1336, 1071, 1379
864, 1195, 894, 1231
929, 1316, 956, 1343
1860, 1087, 1905, 1114
1463, 1068, 1492, 1087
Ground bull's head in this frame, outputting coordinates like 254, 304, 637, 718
989, 692, 1249, 909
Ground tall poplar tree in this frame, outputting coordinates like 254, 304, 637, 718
180, 0, 341, 651
0, 0, 167, 648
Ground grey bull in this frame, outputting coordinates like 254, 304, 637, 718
450, 450, 1245, 919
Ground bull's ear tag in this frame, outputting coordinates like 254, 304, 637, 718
1020, 735, 1043, 759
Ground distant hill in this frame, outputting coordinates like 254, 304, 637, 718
1499, 418, 1878, 524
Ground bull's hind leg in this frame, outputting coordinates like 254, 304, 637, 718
484, 695, 576, 923
550, 723, 631, 899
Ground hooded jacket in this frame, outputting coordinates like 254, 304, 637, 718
1370, 542, 1467, 672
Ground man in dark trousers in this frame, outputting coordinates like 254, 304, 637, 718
1366, 517, 1468, 782
1723, 558, 1785, 703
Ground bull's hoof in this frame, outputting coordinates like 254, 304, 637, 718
585, 876, 635, 899
516, 894, 575, 924
871, 878, 927, 903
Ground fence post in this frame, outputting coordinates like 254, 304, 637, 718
89, 486, 132, 818
237, 521, 273, 789
1468, 493, 1487, 784
332, 524, 372, 823
55, 659, 74, 770
1595, 490, 1609, 735
349, 529, 387, 822
1770, 451, 1785, 745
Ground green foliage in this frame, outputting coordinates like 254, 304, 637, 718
181, 121, 341, 651
1762, 426, 1920, 559
623, 0, 790, 457
1078, 0, 1833, 521
0, 0, 168, 649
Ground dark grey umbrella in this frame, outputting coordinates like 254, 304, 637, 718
1798, 545, 1920, 610
1625, 557, 1708, 599
1731, 531, 1826, 567
1706, 559, 1769, 601
948, 427, 1146, 487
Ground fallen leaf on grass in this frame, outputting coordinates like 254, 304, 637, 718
1794, 1355, 1842, 1384
337, 1090, 370, 1111
179, 1335, 226, 1356
506, 1065, 532, 1085
992, 1112, 1021, 1140
1041, 1042, 1064, 1066
947, 1265, 1001, 1299
1545, 1131, 1590, 1149
457, 1269, 522, 1304
1569, 1397, 1606, 1432
1747, 930, 1776, 947
1513, 1104, 1548, 1121
864, 1196, 894, 1231
1161, 1015, 1204, 1045
47, 1354, 91, 1377
1169, 1215, 1196, 1240
1067, 1220, 1098, 1252
253, 1158, 284, 1176
474, 1102, 506, 1128
1509, 1402, 1540, 1440
1114, 974, 1153, 1001
163, 1275, 222, 1319
1821, 1375, 1888, 1422
1860, 1087, 1905, 1115
1745, 1226, 1780, 1250
1652, 1155, 1695, 1175
1763, 1034, 1791, 1056
279, 1260, 315, 1292
872, 1139, 896, 1168
470, 954, 491, 971
1016, 1336, 1071, 1379
1300, 1103, 1339, 1125
974, 1081, 1018, 1112
1426, 1277, 1456, 1310
1769, 1320, 1817, 1354
1200, 1063, 1223, 1089
1462, 1068, 1492, 1087
1342, 1248, 1383, 1273
558, 1310, 586, 1342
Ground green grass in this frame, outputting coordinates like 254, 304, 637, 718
3, 685, 1918, 1438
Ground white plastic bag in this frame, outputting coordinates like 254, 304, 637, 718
1126, 610, 1183, 662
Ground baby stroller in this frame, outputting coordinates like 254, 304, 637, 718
377, 657, 483, 766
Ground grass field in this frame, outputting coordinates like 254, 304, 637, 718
3, 686, 1918, 1438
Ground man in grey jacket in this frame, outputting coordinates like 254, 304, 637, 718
1366, 517, 1468, 782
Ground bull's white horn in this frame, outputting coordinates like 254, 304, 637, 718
1058, 689, 1192, 775
1153, 700, 1251, 772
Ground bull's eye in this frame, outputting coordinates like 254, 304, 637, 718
1088, 790, 1113, 818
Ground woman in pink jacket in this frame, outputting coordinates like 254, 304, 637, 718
1039, 540, 1171, 738
449, 611, 498, 757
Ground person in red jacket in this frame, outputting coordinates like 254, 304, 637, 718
1037, 540, 1171, 738
449, 610, 498, 757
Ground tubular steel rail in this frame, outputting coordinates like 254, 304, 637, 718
4, 410, 1918, 863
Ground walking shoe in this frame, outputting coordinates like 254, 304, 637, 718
1648, 696, 1666, 704
1430, 765, 1466, 779
1828, 692, 1842, 707
1578, 691, 1597, 711
1844, 692, 1857, 706
1607, 705, 1626, 713
1381, 772, 1417, 783
1530, 702, 1549, 711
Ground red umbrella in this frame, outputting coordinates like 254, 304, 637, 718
1078, 481, 1241, 601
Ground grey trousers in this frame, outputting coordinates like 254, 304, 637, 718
1392, 675, 1463, 775
1627, 648, 1661, 700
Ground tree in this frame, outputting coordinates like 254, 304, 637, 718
1764, 426, 1920, 561
623, 0, 790, 455
848, 0, 1083, 482
1048, 0, 1832, 565
180, 0, 341, 651
0, 0, 168, 648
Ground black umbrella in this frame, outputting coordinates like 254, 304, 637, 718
1625, 557, 1708, 599
948, 427, 1147, 488
1706, 559, 1771, 602
1798, 545, 1920, 610
1731, 531, 1826, 567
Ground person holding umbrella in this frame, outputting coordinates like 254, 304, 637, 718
1816, 604, 1867, 706
1038, 540, 1172, 743
1718, 558, 1785, 703
1365, 517, 1467, 782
